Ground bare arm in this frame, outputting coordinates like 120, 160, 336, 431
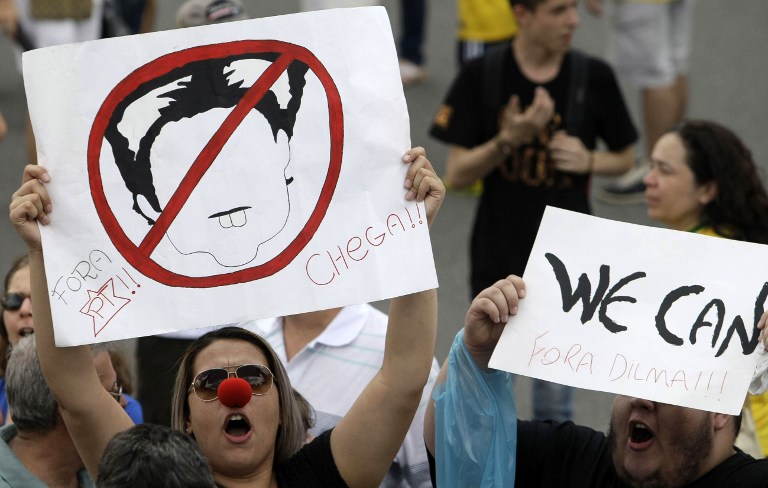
591, 144, 635, 175
10, 164, 133, 479
0, 0, 18, 39
331, 148, 443, 487
444, 143, 506, 190
549, 131, 635, 177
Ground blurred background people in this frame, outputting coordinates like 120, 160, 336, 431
588, 0, 696, 204
0, 255, 32, 426
1, 335, 96, 487
0, 255, 142, 427
456, 0, 517, 67
398, 0, 427, 86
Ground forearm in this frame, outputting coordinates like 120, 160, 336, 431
444, 141, 506, 189
331, 288, 437, 487
383, 288, 437, 392
30, 249, 132, 478
29, 249, 97, 404
591, 145, 635, 176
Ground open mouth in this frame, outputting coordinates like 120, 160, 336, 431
628, 421, 655, 449
224, 414, 252, 439
209, 207, 251, 229
19, 328, 34, 337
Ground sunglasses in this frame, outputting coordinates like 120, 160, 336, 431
1, 293, 31, 311
188, 364, 275, 402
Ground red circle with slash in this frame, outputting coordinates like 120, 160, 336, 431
88, 40, 343, 288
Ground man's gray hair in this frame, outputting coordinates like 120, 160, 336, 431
5, 335, 58, 432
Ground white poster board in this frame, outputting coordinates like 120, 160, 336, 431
489, 207, 768, 415
22, 7, 438, 346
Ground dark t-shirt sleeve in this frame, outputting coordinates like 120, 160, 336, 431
429, 58, 486, 149
276, 429, 348, 487
584, 58, 638, 152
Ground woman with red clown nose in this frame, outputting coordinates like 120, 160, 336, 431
10, 146, 444, 487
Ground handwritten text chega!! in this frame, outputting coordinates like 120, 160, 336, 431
306, 203, 426, 286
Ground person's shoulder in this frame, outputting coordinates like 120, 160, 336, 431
569, 49, 613, 77
699, 450, 768, 485
519, 419, 607, 446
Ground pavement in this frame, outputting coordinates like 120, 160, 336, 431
1, 1, 766, 430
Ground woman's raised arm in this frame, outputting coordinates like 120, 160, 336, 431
10, 164, 133, 478
330, 147, 443, 487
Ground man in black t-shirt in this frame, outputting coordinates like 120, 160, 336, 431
430, 0, 638, 424
425, 276, 768, 488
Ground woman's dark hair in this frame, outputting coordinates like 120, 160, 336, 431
673, 120, 768, 244
1, 255, 30, 376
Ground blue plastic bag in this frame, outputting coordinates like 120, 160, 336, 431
434, 329, 517, 487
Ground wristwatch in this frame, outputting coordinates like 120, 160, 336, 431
494, 135, 513, 157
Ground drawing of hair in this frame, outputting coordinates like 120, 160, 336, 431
103, 53, 309, 225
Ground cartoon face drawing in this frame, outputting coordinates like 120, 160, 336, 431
146, 108, 293, 267
103, 53, 309, 268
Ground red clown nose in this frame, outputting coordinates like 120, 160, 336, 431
217, 378, 252, 408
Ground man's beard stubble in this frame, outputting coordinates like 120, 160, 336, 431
606, 416, 713, 488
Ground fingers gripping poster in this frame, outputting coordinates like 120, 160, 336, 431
22, 7, 438, 346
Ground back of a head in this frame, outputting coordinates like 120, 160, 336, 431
5, 335, 59, 432
97, 423, 216, 488
176, 0, 249, 28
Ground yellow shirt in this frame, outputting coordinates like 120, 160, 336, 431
457, 0, 518, 42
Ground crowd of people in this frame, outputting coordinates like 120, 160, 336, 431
1, 0, 768, 487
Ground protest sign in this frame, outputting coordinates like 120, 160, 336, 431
22, 7, 437, 345
488, 206, 768, 414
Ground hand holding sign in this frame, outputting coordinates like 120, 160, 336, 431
21, 7, 439, 345
9, 164, 52, 252
463, 275, 526, 371
488, 206, 768, 415
401, 146, 445, 227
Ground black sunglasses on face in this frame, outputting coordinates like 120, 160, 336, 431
1, 293, 31, 311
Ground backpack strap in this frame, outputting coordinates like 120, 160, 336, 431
481, 44, 590, 137
565, 49, 589, 136
481, 43, 510, 133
